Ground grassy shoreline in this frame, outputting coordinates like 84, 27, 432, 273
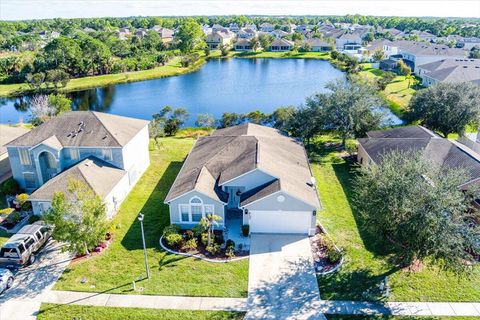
0, 51, 332, 98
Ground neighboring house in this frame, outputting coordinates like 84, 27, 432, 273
5, 111, 150, 217
234, 39, 254, 51
228, 23, 240, 33
206, 30, 235, 49
0, 125, 29, 183
271, 29, 288, 39
379, 57, 401, 71
155, 27, 174, 44
357, 125, 480, 190
380, 40, 466, 73
417, 58, 480, 87
304, 38, 332, 52
259, 23, 274, 32
134, 29, 147, 38
237, 28, 257, 39
244, 23, 257, 31
381, 28, 405, 39
335, 33, 362, 50
116, 28, 131, 40
295, 25, 309, 33
269, 38, 294, 52
459, 37, 480, 50
164, 123, 321, 235
408, 30, 437, 42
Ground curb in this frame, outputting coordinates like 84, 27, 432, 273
159, 236, 249, 263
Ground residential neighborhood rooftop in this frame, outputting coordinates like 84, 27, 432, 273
6, 111, 149, 148
165, 123, 321, 208
0, 125, 29, 156
418, 59, 480, 84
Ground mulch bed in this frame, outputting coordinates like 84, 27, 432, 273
310, 225, 342, 274
71, 233, 114, 264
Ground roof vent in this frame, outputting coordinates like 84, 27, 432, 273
84, 159, 93, 167
102, 135, 108, 140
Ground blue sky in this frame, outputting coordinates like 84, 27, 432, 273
1, 0, 479, 20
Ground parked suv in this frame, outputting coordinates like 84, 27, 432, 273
0, 221, 52, 268
0, 268, 14, 294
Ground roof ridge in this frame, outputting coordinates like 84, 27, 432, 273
91, 111, 122, 147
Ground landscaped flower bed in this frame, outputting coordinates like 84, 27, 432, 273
71, 232, 114, 263
310, 225, 344, 274
161, 224, 248, 261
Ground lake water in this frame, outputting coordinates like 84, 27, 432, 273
0, 58, 402, 126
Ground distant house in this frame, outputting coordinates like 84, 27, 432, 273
134, 29, 147, 38
6, 111, 150, 218
259, 23, 274, 32
0, 126, 29, 183
295, 25, 309, 33
269, 38, 294, 52
458, 37, 480, 50
244, 23, 257, 31
381, 28, 405, 39
357, 125, 480, 190
271, 29, 288, 39
229, 23, 240, 33
378, 40, 466, 73
237, 28, 257, 39
164, 123, 321, 235
409, 30, 437, 42
417, 58, 480, 87
379, 57, 400, 71
116, 28, 131, 40
206, 30, 235, 49
304, 38, 332, 52
234, 39, 254, 51
155, 27, 174, 44
335, 33, 362, 50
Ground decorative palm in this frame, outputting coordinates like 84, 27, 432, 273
200, 214, 222, 247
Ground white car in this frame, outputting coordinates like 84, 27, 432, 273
0, 268, 14, 294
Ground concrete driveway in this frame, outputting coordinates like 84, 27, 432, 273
0, 240, 72, 320
246, 234, 326, 320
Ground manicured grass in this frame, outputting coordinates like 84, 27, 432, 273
37, 304, 245, 320
359, 64, 419, 117
53, 136, 249, 297
310, 136, 480, 302
0, 56, 206, 97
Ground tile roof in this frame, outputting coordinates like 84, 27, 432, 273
29, 156, 127, 201
359, 126, 480, 186
6, 111, 149, 148
165, 123, 320, 208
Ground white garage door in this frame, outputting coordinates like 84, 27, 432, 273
249, 210, 312, 234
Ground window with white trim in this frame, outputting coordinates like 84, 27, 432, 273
177, 197, 215, 223
67, 149, 79, 161
19, 149, 31, 165
23, 172, 36, 189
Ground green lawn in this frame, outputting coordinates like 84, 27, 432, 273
37, 304, 245, 320
53, 136, 249, 297
310, 136, 480, 302
359, 64, 419, 117
0, 56, 206, 97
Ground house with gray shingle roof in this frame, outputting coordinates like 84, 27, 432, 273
6, 111, 150, 217
269, 38, 294, 52
164, 123, 321, 235
417, 58, 480, 86
357, 126, 480, 190
0, 125, 29, 183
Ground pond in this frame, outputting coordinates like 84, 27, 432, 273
0, 58, 402, 126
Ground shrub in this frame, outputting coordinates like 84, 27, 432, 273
183, 238, 197, 251
8, 211, 21, 224
327, 248, 344, 264
163, 224, 181, 237
165, 233, 182, 248
192, 224, 204, 237
226, 239, 235, 250
242, 224, 249, 237
225, 247, 235, 259
16, 193, 29, 206
201, 233, 215, 246
206, 243, 220, 255
1, 179, 20, 195
28, 214, 41, 224
0, 208, 13, 215
184, 229, 194, 240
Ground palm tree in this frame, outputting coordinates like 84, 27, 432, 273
200, 214, 222, 247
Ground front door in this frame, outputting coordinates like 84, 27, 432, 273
227, 187, 242, 208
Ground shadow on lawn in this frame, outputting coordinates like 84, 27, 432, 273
120, 161, 184, 251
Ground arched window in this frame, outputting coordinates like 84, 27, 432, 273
190, 197, 202, 204
178, 197, 215, 223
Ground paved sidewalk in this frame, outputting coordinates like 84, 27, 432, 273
246, 234, 326, 320
318, 300, 480, 317
42, 290, 247, 312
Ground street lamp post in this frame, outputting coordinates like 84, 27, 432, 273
137, 213, 150, 279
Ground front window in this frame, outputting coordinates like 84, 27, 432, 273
178, 197, 214, 223
191, 205, 202, 222
68, 149, 79, 161
19, 149, 31, 165
24, 173, 36, 189
180, 204, 189, 222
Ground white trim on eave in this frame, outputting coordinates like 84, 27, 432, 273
164, 189, 227, 205
240, 189, 318, 211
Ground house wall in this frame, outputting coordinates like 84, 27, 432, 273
103, 173, 131, 219
31, 201, 52, 215
0, 153, 11, 180
221, 169, 275, 191
8, 146, 40, 191
168, 190, 225, 229
357, 143, 373, 167
121, 125, 150, 186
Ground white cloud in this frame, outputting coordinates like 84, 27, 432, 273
1, 0, 479, 20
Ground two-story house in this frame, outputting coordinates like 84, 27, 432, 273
206, 30, 235, 49
6, 111, 150, 218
